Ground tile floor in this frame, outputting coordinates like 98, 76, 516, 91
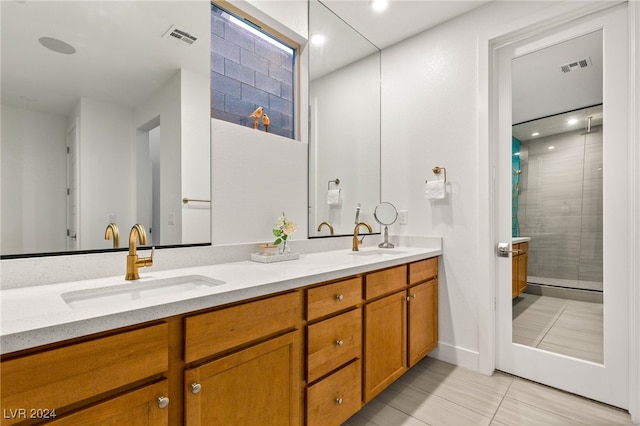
512, 293, 603, 363
344, 357, 632, 426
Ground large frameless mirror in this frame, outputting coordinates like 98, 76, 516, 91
1, 0, 211, 257
307, 0, 381, 238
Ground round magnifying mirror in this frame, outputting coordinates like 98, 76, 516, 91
374, 202, 398, 248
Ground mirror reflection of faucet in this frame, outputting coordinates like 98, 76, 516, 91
125, 224, 154, 280
317, 221, 334, 235
104, 223, 120, 248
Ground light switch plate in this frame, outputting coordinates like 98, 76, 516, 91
399, 210, 408, 225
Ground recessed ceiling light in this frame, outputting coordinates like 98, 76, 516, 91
310, 33, 326, 46
531, 132, 540, 137
371, 0, 388, 12
567, 118, 578, 125
548, 146, 555, 150
39, 37, 76, 54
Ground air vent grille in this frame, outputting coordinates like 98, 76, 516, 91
560, 56, 592, 73
163, 25, 198, 46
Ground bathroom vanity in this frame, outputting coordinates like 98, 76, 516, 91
0, 246, 440, 425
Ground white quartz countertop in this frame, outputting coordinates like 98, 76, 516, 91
512, 237, 531, 244
0, 246, 440, 354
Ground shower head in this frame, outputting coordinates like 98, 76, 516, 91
580, 116, 601, 135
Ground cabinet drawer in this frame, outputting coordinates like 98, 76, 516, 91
307, 308, 362, 383
408, 257, 438, 284
307, 277, 362, 320
184, 291, 300, 363
1, 323, 168, 424
365, 265, 407, 300
306, 360, 361, 426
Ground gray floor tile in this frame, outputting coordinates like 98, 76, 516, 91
376, 380, 493, 426
344, 349, 632, 426
512, 293, 603, 363
493, 396, 585, 425
504, 378, 632, 425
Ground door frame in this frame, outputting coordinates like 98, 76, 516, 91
478, 1, 638, 422
66, 119, 79, 251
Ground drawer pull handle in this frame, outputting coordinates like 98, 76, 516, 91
336, 294, 344, 301
336, 397, 344, 405
335, 340, 344, 347
157, 396, 170, 409
191, 383, 202, 394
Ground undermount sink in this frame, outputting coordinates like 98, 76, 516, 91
62, 275, 225, 309
348, 249, 408, 256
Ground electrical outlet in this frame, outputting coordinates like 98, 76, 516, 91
168, 213, 175, 225
399, 210, 409, 225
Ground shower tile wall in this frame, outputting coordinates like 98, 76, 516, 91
518, 126, 603, 291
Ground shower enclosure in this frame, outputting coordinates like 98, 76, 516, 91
512, 105, 603, 292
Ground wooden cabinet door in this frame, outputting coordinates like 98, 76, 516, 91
363, 291, 407, 403
49, 380, 169, 426
184, 331, 301, 426
512, 244, 520, 299
407, 279, 438, 367
517, 244, 528, 294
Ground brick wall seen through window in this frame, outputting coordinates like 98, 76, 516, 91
211, 4, 295, 139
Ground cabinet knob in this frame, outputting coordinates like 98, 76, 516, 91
335, 340, 344, 347
336, 294, 344, 302
190, 383, 202, 394
157, 396, 170, 409
336, 397, 344, 406
406, 294, 417, 301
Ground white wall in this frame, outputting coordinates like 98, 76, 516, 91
244, 0, 307, 42
77, 98, 135, 250
1, 105, 67, 253
212, 119, 308, 245
379, 1, 589, 368
134, 71, 183, 246
212, 0, 309, 247
180, 69, 211, 244
309, 53, 380, 236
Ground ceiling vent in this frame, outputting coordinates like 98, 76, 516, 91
560, 56, 592, 73
163, 25, 198, 46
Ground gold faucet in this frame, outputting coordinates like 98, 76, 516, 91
125, 224, 153, 280
317, 221, 334, 235
104, 223, 120, 248
352, 222, 373, 251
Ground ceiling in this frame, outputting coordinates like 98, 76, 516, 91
321, 0, 492, 50
1, 1, 209, 116
317, 1, 602, 132
512, 30, 603, 126
2, 0, 602, 127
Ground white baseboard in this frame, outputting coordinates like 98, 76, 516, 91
429, 341, 480, 373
